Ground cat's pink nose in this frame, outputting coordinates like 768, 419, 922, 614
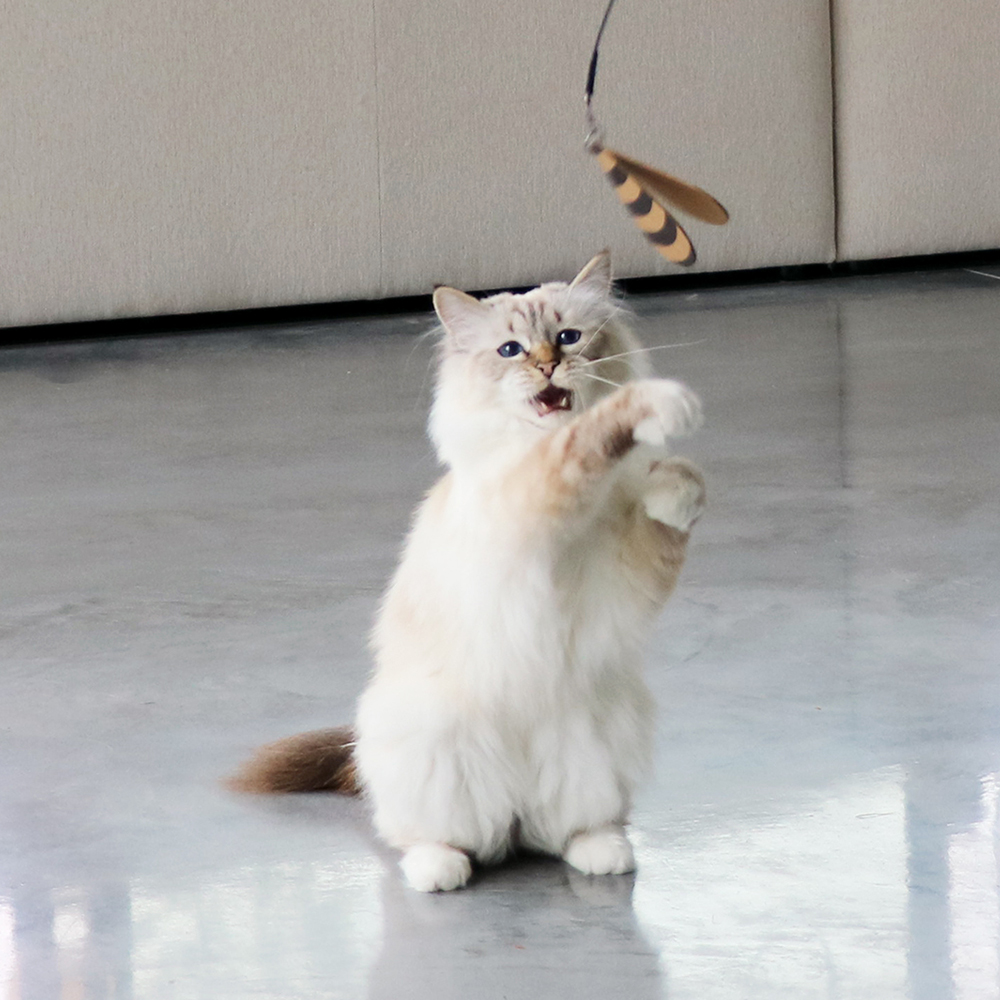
536, 361, 557, 378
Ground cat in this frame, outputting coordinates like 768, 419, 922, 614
231, 251, 706, 892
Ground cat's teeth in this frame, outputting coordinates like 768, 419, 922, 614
532, 385, 573, 417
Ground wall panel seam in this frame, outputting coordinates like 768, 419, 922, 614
372, 0, 385, 295
828, 0, 842, 262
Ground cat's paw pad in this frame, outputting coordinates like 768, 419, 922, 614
643, 459, 706, 531
631, 380, 703, 448
564, 825, 636, 876
400, 843, 472, 892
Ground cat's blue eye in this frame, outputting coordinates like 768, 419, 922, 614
557, 329, 582, 346
497, 341, 524, 358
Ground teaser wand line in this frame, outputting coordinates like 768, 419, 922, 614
584, 0, 618, 147
582, 0, 730, 266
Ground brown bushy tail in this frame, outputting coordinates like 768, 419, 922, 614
227, 726, 361, 795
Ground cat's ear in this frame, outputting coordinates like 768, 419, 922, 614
570, 250, 613, 298
433, 286, 492, 347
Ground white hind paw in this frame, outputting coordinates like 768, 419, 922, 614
400, 843, 472, 892
643, 459, 706, 532
564, 825, 635, 876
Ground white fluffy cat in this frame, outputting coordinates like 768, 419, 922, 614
232, 251, 705, 892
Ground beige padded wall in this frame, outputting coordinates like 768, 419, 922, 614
2, 1, 381, 328
375, 0, 836, 295
3, 0, 835, 329
833, 0, 1000, 261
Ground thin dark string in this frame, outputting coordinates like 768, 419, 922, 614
585, 0, 619, 102
584, 0, 618, 146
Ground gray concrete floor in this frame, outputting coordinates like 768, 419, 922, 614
1, 267, 999, 999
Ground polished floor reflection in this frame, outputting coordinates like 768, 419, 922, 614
1, 267, 998, 999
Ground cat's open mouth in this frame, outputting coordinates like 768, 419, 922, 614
532, 384, 573, 417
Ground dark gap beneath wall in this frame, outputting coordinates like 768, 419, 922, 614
3, 247, 999, 349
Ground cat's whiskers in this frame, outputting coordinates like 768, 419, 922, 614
577, 340, 707, 368
575, 370, 624, 389
576, 306, 623, 356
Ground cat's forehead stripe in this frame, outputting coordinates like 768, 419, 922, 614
500, 289, 578, 344
507, 299, 547, 340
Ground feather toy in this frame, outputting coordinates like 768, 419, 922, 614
585, 0, 729, 265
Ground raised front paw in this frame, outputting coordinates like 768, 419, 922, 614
630, 379, 703, 448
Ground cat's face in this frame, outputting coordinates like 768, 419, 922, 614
429, 253, 648, 464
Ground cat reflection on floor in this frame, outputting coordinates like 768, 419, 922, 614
233, 252, 705, 891
367, 856, 664, 999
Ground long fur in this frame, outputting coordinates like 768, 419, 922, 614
228, 726, 360, 795
233, 252, 705, 890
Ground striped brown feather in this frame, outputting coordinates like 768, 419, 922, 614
594, 147, 696, 266
606, 147, 729, 225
